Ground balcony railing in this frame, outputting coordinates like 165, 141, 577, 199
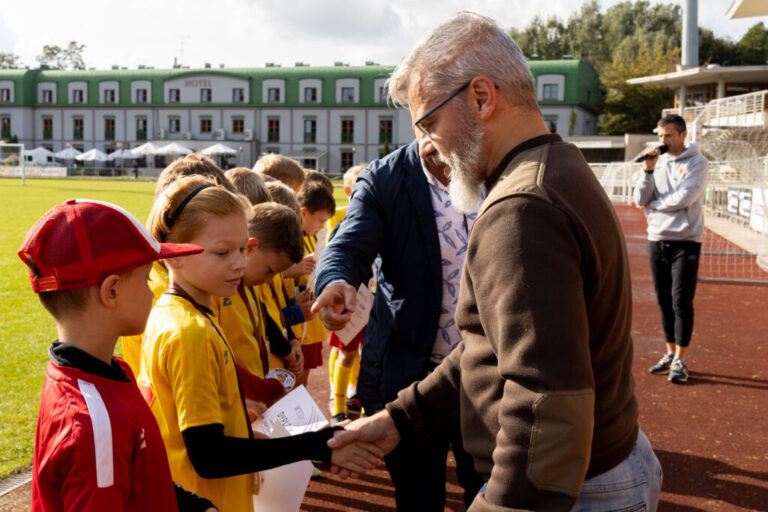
341, 132, 354, 143
136, 129, 147, 141
73, 129, 83, 140
267, 130, 279, 143
43, 129, 53, 140
104, 129, 115, 140
304, 132, 316, 143
1, 128, 10, 139
379, 132, 392, 144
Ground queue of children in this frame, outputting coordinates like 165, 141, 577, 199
20, 154, 382, 512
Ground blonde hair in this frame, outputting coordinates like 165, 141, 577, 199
265, 181, 301, 217
148, 176, 249, 245
387, 11, 537, 112
225, 167, 271, 205
248, 202, 304, 263
154, 153, 235, 199
343, 163, 366, 191
253, 154, 305, 190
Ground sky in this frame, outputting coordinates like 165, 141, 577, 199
1, 0, 766, 71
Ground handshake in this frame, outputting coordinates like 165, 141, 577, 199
326, 410, 401, 477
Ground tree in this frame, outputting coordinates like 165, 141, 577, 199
37, 41, 86, 70
736, 22, 768, 65
699, 28, 738, 66
599, 46, 679, 135
0, 53, 22, 69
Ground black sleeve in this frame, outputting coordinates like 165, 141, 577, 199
174, 482, 215, 511
182, 424, 340, 479
263, 307, 292, 358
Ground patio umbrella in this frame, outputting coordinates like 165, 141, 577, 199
155, 143, 193, 156
108, 148, 138, 160
54, 147, 83, 159
76, 148, 113, 162
131, 141, 160, 155
201, 143, 237, 156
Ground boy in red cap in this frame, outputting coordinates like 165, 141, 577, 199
18, 199, 215, 512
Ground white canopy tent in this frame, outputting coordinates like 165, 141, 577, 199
108, 148, 138, 160
131, 142, 161, 155
201, 143, 237, 156
24, 147, 56, 166
155, 143, 193, 156
54, 147, 83, 160
76, 148, 113, 162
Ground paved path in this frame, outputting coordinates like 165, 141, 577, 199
3, 205, 767, 511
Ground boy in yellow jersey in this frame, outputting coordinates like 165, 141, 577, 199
122, 156, 235, 376
292, 182, 335, 386
325, 163, 366, 424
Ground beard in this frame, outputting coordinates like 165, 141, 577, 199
436, 110, 486, 213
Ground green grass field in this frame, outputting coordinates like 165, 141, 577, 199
0, 176, 347, 478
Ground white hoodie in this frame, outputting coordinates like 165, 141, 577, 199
633, 143, 708, 242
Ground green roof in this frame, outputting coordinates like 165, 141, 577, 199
0, 61, 599, 111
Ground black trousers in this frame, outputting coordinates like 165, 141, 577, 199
384, 423, 484, 511
648, 240, 701, 347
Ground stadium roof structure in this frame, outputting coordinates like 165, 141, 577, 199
627, 65, 768, 88
726, 0, 768, 19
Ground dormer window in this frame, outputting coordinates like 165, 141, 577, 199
73, 90, 84, 103
104, 89, 116, 103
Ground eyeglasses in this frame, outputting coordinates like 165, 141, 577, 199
413, 82, 471, 137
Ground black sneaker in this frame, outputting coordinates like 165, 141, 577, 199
345, 395, 362, 413
649, 353, 674, 375
668, 358, 688, 384
330, 413, 347, 426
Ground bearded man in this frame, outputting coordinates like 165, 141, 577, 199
317, 12, 662, 512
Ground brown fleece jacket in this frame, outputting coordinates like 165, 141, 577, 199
387, 134, 639, 511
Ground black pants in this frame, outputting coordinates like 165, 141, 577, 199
384, 423, 484, 511
648, 241, 701, 347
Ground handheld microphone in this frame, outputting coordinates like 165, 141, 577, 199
635, 145, 668, 163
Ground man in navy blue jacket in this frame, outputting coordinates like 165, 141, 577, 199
314, 140, 483, 509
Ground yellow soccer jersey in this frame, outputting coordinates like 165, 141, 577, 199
138, 293, 254, 512
255, 282, 286, 370
122, 261, 169, 376
324, 206, 347, 243
212, 285, 268, 378
292, 234, 327, 345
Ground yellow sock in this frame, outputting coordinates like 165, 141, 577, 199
328, 348, 338, 390
332, 364, 352, 416
350, 352, 360, 391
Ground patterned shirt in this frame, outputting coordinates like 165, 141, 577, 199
422, 163, 483, 363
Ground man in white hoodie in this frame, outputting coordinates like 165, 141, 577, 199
634, 114, 708, 383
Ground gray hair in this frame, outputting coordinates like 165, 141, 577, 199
387, 12, 538, 112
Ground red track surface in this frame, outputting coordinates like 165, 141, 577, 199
2, 205, 767, 511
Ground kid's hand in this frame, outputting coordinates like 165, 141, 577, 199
284, 339, 304, 375
283, 254, 317, 279
329, 433, 384, 475
296, 289, 315, 321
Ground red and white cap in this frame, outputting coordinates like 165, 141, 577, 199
18, 199, 203, 293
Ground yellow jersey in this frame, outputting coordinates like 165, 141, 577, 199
138, 293, 254, 512
212, 285, 269, 379
291, 234, 327, 345
122, 261, 169, 376
255, 280, 288, 370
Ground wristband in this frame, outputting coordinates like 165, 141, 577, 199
644, 168, 654, 174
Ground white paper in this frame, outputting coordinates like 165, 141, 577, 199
306, 227, 328, 293
252, 385, 329, 437
252, 422, 314, 512
334, 283, 374, 346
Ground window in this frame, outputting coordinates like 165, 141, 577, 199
169, 89, 180, 103
232, 118, 244, 134
73, 90, 84, 103
136, 89, 148, 103
303, 118, 316, 143
341, 87, 354, 103
200, 118, 212, 133
302, 158, 316, 170
233, 88, 244, 103
304, 87, 317, 102
1, 117, 10, 138
378, 86, 387, 103
169, 117, 180, 133
42, 117, 53, 139
73, 118, 83, 140
104, 118, 115, 140
267, 118, 280, 142
340, 150, 354, 171
267, 88, 280, 103
42, 90, 53, 103
104, 89, 116, 103
543, 84, 558, 100
0, 89, 10, 102
136, 118, 147, 140
544, 116, 558, 134
341, 119, 354, 143
201, 88, 212, 103
379, 118, 392, 144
